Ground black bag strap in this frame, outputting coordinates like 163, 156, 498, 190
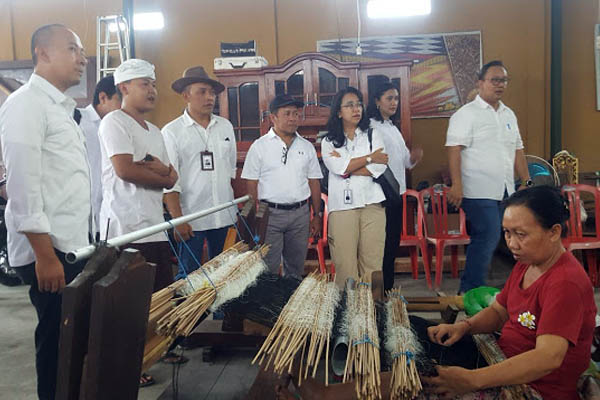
367, 127, 373, 152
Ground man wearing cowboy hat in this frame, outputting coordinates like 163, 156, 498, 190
162, 66, 237, 277
99, 58, 178, 292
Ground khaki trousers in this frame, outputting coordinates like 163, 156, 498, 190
328, 203, 386, 288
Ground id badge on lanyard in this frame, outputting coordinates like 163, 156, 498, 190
344, 179, 353, 204
201, 151, 214, 171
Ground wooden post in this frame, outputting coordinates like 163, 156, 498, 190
80, 248, 156, 400
56, 247, 118, 400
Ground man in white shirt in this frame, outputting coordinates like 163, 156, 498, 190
163, 66, 236, 278
78, 75, 121, 239
0, 24, 89, 400
446, 60, 531, 293
241, 95, 323, 279
99, 59, 178, 291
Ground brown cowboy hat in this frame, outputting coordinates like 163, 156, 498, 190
171, 66, 225, 94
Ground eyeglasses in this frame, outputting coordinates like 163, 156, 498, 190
341, 101, 363, 109
486, 77, 510, 86
281, 146, 289, 165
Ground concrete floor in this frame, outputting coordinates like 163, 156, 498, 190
1, 252, 598, 399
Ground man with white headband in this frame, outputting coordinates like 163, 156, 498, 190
98, 58, 178, 295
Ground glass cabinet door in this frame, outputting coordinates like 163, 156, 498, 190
227, 82, 260, 142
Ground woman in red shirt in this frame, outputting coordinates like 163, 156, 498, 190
423, 185, 596, 400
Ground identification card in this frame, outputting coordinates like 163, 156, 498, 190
344, 189, 353, 204
201, 151, 214, 171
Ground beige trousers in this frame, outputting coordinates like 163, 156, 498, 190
328, 203, 386, 288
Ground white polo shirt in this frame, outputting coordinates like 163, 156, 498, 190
445, 95, 524, 201
241, 129, 322, 203
99, 110, 169, 243
162, 111, 237, 231
0, 74, 91, 266
79, 104, 103, 234
370, 118, 414, 195
322, 128, 386, 212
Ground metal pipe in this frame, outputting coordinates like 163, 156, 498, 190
66, 195, 250, 264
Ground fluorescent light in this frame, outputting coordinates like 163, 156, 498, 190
367, 0, 431, 18
133, 12, 164, 31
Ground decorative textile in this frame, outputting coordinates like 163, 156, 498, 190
317, 31, 481, 118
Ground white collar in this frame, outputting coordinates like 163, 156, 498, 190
182, 109, 217, 129
29, 73, 75, 109
83, 104, 101, 122
474, 94, 506, 112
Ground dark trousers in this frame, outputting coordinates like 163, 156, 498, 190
410, 316, 488, 369
460, 199, 503, 292
177, 226, 230, 280
127, 241, 174, 292
16, 250, 86, 400
382, 201, 403, 292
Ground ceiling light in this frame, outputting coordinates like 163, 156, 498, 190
367, 0, 431, 18
133, 12, 165, 31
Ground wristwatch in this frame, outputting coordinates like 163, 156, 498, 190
366, 156, 372, 164
524, 179, 534, 187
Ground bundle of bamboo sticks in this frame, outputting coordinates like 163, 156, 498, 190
385, 289, 422, 400
143, 243, 251, 367
156, 244, 269, 337
252, 272, 339, 386
343, 279, 381, 400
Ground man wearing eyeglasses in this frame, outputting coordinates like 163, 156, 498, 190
446, 60, 531, 293
241, 94, 323, 279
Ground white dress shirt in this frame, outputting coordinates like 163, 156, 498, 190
162, 111, 237, 230
445, 95, 524, 201
99, 110, 169, 243
241, 129, 323, 203
322, 128, 386, 212
370, 118, 414, 195
0, 74, 91, 266
79, 104, 103, 234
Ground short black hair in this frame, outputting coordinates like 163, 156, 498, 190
478, 60, 506, 81
324, 87, 370, 148
93, 75, 117, 107
503, 186, 570, 234
366, 82, 400, 123
31, 24, 66, 65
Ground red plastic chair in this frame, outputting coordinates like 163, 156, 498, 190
398, 190, 431, 285
419, 186, 470, 289
561, 184, 600, 286
311, 193, 335, 276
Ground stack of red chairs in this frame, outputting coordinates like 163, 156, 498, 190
561, 184, 600, 286
418, 186, 470, 289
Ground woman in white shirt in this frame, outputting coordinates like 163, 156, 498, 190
322, 87, 389, 287
367, 82, 423, 291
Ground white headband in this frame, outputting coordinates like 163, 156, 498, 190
113, 58, 156, 85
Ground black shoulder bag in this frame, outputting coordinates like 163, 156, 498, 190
367, 128, 402, 206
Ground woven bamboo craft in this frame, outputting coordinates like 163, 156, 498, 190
252, 272, 340, 386
384, 289, 422, 400
342, 279, 381, 400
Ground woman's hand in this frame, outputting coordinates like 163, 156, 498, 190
410, 146, 424, 164
422, 366, 479, 399
427, 321, 470, 346
370, 148, 389, 164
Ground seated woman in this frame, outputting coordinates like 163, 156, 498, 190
321, 87, 389, 287
418, 185, 596, 400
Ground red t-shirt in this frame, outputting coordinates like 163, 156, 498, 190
496, 251, 596, 400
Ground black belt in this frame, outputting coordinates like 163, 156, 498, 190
263, 198, 309, 210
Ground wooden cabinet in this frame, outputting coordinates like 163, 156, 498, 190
215, 52, 412, 195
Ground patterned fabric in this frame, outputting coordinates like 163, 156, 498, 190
317, 31, 481, 118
